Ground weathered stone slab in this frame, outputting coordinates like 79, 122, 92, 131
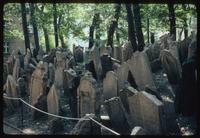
100, 54, 113, 79
90, 46, 102, 80
160, 50, 182, 85
128, 91, 166, 134
121, 42, 133, 62
77, 71, 100, 118
12, 58, 21, 81
127, 51, 156, 91
113, 46, 122, 62
74, 46, 84, 63
114, 62, 129, 91
4, 75, 19, 112
17, 77, 26, 97
48, 63, 55, 87
103, 71, 118, 100
6, 51, 15, 75
47, 84, 60, 118
104, 97, 131, 134
54, 67, 64, 90
30, 61, 48, 116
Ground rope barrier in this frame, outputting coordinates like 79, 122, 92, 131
3, 95, 120, 135
88, 117, 120, 135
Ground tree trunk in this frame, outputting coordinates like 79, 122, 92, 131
125, 4, 137, 52
147, 17, 150, 44
21, 3, 31, 55
53, 3, 58, 48
95, 13, 101, 47
43, 26, 50, 52
89, 12, 100, 49
168, 4, 176, 41
107, 4, 121, 49
59, 34, 65, 48
182, 4, 188, 39
30, 3, 40, 57
133, 4, 145, 51
116, 29, 120, 45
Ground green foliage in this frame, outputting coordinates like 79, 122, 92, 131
4, 3, 197, 48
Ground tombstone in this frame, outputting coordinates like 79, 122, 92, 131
177, 36, 192, 64
48, 63, 55, 87
119, 85, 138, 116
104, 97, 131, 134
54, 67, 64, 90
128, 91, 166, 134
12, 58, 20, 81
70, 114, 101, 135
187, 38, 197, 60
131, 126, 147, 135
37, 48, 45, 61
24, 48, 31, 71
121, 41, 133, 62
77, 71, 100, 118
47, 84, 60, 118
113, 46, 122, 62
43, 62, 48, 74
55, 51, 67, 69
100, 53, 113, 79
103, 71, 118, 100
175, 58, 197, 116
127, 51, 156, 91
64, 68, 79, 117
90, 46, 102, 80
30, 61, 48, 117
160, 50, 182, 85
17, 77, 26, 97
4, 75, 19, 112
85, 60, 97, 80
6, 51, 15, 74
74, 46, 84, 63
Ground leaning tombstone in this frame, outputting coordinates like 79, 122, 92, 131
113, 46, 122, 63
104, 97, 131, 134
127, 51, 156, 91
12, 58, 21, 81
128, 91, 166, 134
160, 50, 182, 85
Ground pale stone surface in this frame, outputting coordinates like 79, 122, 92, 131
77, 72, 100, 118
128, 91, 166, 134
30, 61, 48, 114
113, 46, 122, 62
127, 51, 156, 91
47, 84, 60, 118
131, 126, 146, 135
121, 42, 133, 62
103, 71, 118, 100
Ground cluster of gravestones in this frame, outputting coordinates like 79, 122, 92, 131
145, 33, 197, 117
3, 31, 197, 135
